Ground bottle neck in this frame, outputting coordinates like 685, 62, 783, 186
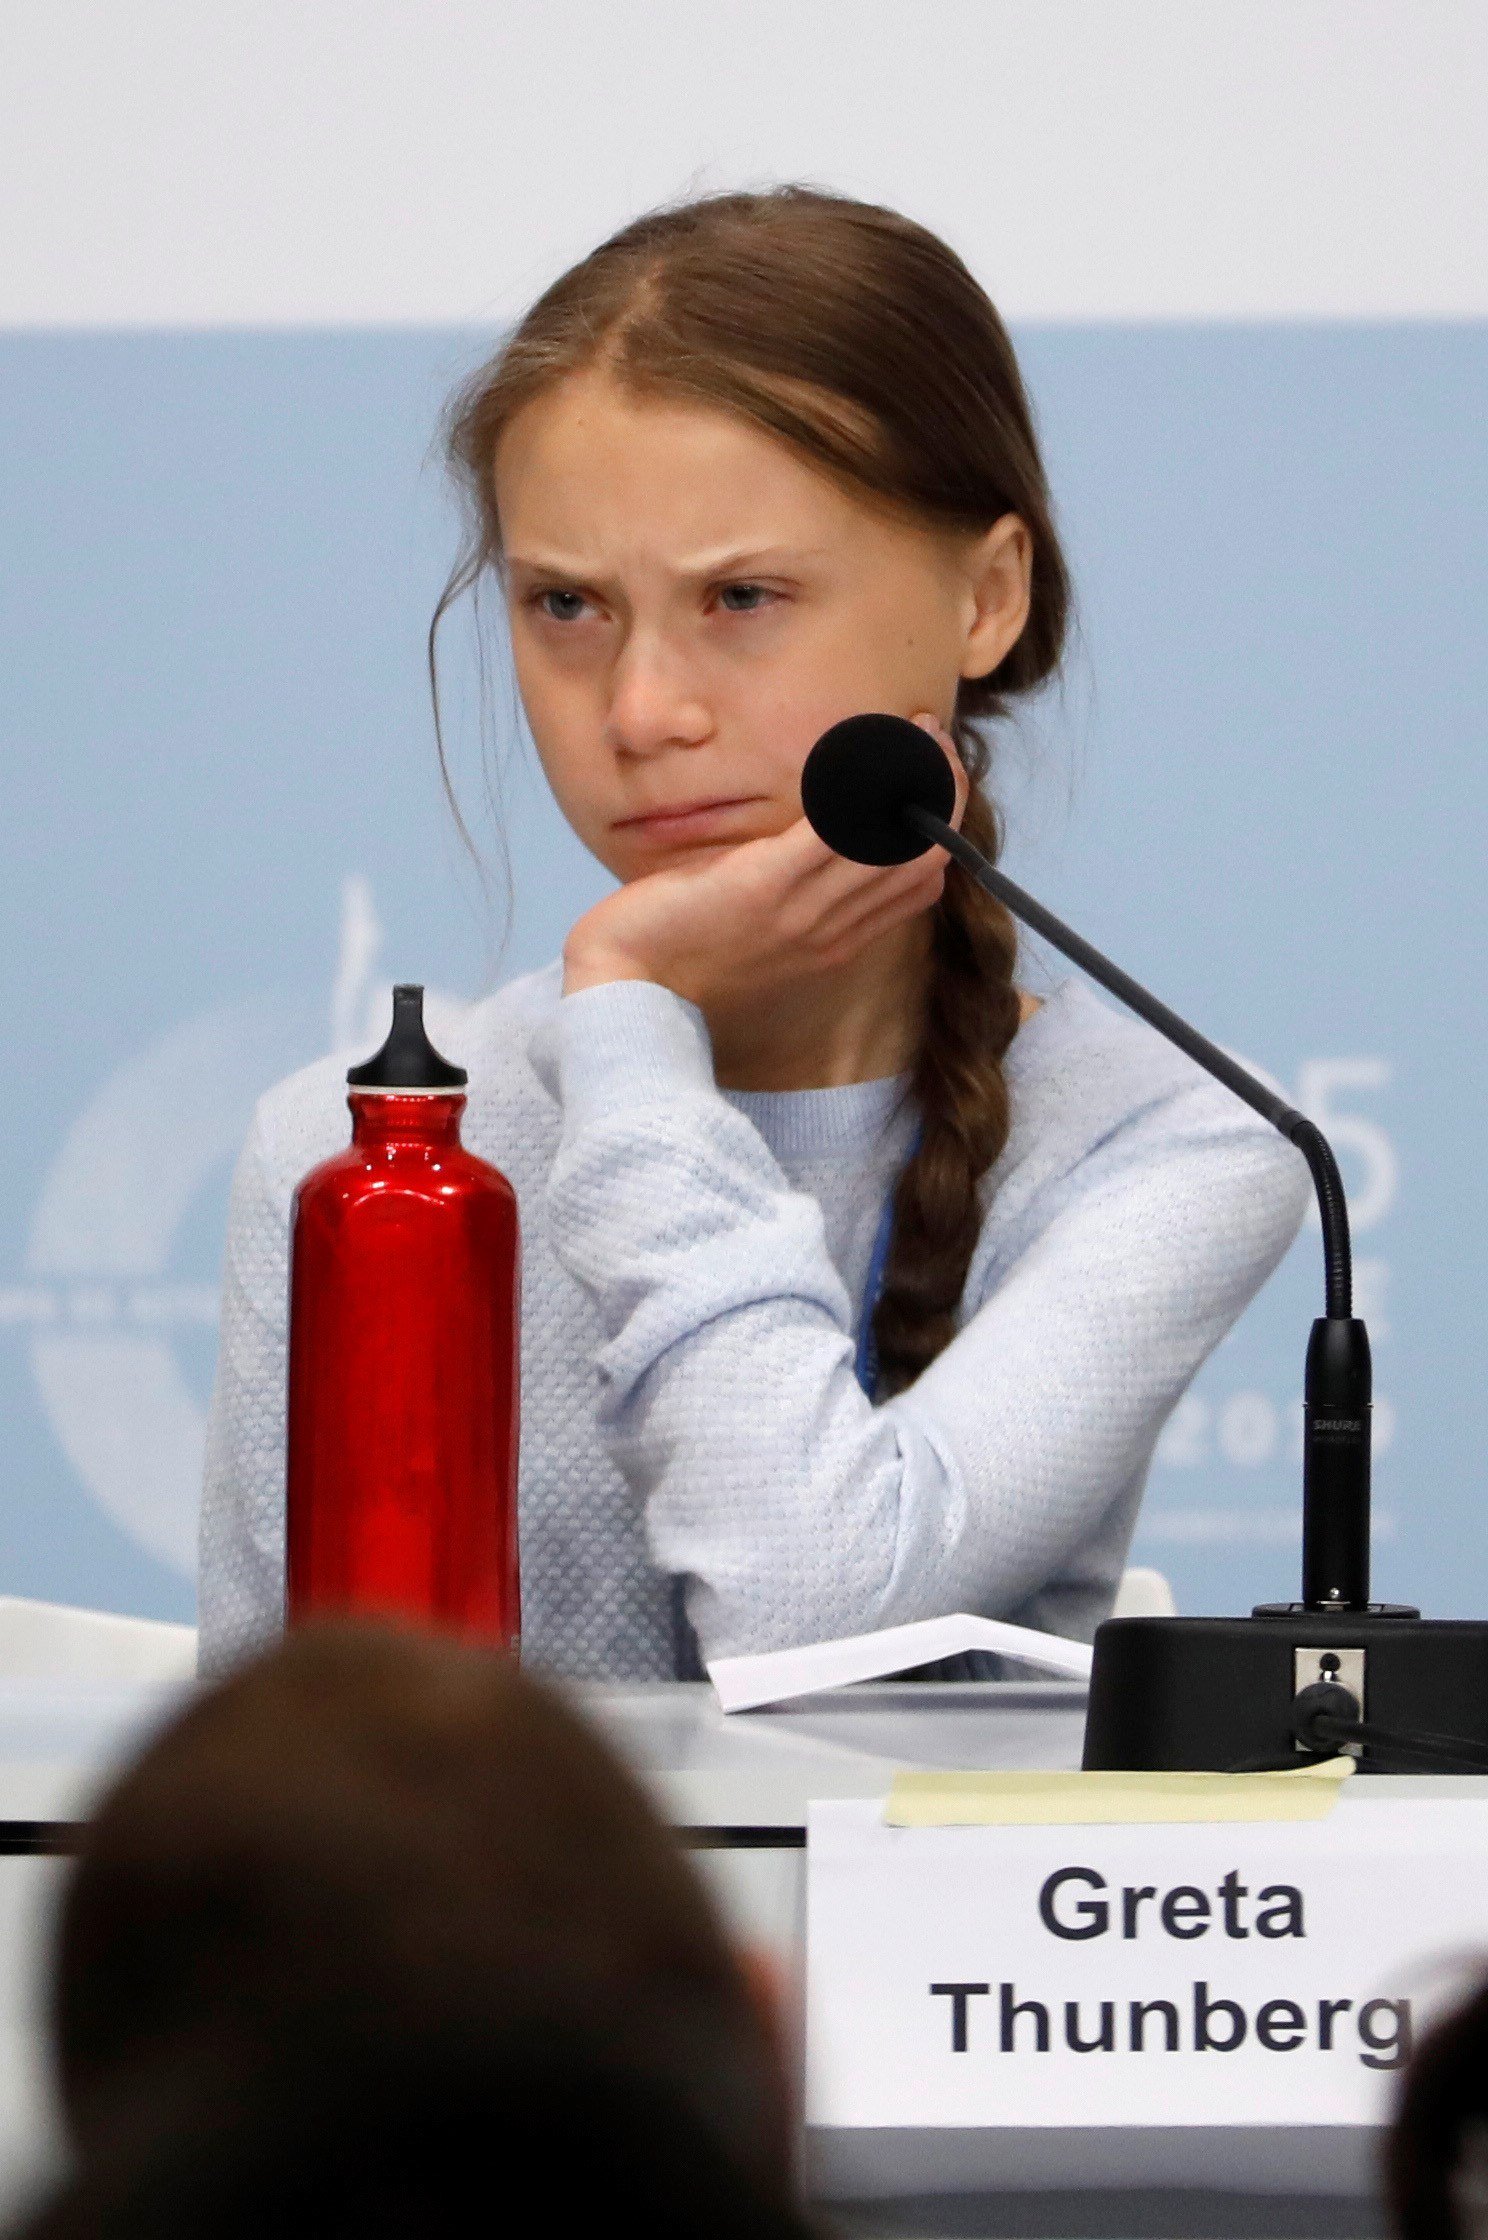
347, 1090, 466, 1149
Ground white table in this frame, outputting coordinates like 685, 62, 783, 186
1, 1675, 1454, 2234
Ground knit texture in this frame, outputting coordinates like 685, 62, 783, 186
199, 965, 1310, 1678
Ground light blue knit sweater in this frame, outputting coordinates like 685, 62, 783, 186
198, 964, 1309, 1678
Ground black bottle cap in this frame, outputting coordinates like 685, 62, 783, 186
347, 985, 468, 1090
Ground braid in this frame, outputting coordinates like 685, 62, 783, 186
871, 739, 1020, 1398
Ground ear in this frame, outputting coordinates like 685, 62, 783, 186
959, 513, 1034, 682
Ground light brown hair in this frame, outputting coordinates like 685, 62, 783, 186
432, 186, 1071, 1393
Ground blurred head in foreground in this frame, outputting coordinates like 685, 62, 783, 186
26, 1622, 802, 2238
1389, 1977, 1488, 2240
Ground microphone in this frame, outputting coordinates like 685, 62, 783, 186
802, 713, 1488, 1773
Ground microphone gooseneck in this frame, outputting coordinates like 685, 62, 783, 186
799, 712, 1372, 1615
908, 809, 1354, 1317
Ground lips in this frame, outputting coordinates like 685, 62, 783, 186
614, 797, 764, 836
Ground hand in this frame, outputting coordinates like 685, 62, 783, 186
561, 713, 969, 1011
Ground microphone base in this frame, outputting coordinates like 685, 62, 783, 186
1082, 1610, 1488, 1772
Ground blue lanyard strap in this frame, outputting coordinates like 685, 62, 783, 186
854, 1123, 922, 1402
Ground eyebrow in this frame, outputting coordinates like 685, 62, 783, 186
502, 544, 829, 583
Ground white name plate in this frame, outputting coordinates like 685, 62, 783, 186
805, 1797, 1488, 2131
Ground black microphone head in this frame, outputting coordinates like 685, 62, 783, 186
799, 712, 956, 865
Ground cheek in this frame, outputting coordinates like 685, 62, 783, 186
509, 628, 568, 744
750, 677, 914, 804
829, 574, 963, 700
779, 600, 945, 742
529, 733, 610, 852
539, 749, 633, 883
509, 641, 604, 821
518, 710, 610, 855
860, 613, 963, 698
730, 718, 823, 816
726, 648, 884, 800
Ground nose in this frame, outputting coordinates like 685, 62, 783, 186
605, 627, 713, 760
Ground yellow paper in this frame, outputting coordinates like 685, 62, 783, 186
883, 1759, 1354, 1828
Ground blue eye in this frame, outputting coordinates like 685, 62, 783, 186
718, 583, 775, 613
538, 589, 587, 622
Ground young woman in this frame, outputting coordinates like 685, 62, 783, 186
199, 187, 1308, 1679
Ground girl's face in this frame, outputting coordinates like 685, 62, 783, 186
493, 367, 1030, 882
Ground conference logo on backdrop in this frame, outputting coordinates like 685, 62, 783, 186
0, 879, 468, 1579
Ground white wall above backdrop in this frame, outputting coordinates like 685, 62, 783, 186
1, 3, 1483, 1625
2, 0, 1485, 329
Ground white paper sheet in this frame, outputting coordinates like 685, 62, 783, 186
707, 1612, 1093, 1713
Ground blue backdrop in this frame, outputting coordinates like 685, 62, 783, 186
2, 325, 1483, 1625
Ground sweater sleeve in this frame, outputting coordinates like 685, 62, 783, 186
197, 1108, 291, 1676
544, 980, 1311, 1661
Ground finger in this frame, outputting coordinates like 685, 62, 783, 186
783, 784, 958, 896
792, 840, 947, 932
735, 804, 950, 928
814, 874, 949, 968
732, 816, 851, 890
675, 830, 911, 972
911, 712, 971, 833
745, 817, 917, 910
684, 820, 841, 915
810, 855, 948, 952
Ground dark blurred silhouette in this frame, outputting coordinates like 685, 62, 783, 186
16, 1622, 811, 2238
1388, 1976, 1488, 2240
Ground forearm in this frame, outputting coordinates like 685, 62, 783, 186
611, 1321, 976, 1655
545, 980, 980, 1655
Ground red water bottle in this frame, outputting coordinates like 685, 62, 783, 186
285, 985, 520, 1650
